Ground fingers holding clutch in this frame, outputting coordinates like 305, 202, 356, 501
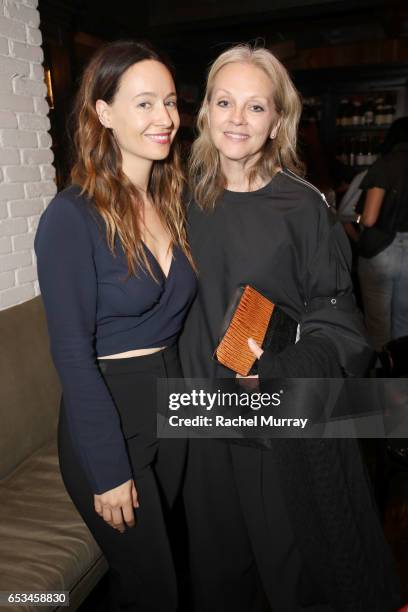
248, 337, 263, 359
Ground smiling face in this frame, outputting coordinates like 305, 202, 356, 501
96, 59, 179, 172
208, 61, 280, 170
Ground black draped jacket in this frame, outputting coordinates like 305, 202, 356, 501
179, 169, 400, 612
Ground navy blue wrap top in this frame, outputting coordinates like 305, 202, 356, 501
35, 185, 197, 494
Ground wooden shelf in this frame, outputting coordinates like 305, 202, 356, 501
336, 125, 390, 132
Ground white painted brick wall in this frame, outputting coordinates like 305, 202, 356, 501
0, 0, 56, 310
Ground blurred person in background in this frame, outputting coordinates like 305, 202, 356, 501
357, 117, 408, 351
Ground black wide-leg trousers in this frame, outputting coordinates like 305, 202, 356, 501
58, 346, 186, 612
182, 439, 271, 612
183, 440, 333, 612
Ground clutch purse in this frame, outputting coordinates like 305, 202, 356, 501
214, 284, 298, 376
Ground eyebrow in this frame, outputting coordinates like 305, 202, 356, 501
213, 88, 269, 101
132, 91, 177, 99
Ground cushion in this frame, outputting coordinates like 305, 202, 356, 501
0, 440, 107, 603
0, 297, 61, 479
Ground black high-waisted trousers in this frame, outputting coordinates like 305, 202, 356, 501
58, 346, 186, 612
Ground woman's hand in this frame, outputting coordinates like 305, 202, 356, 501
94, 478, 139, 533
234, 338, 263, 378
248, 337, 263, 359
235, 338, 264, 389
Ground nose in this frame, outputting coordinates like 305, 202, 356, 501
154, 102, 175, 127
230, 105, 247, 125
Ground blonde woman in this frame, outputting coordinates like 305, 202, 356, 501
35, 40, 196, 611
179, 45, 400, 612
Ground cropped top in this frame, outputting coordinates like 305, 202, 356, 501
35, 185, 197, 494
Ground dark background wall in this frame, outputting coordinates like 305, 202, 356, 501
37, 0, 408, 190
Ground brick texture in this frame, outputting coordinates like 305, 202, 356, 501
0, 0, 56, 310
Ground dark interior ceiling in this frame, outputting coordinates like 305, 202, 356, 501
38, 0, 408, 70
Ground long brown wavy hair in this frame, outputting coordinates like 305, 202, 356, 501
71, 39, 192, 277
189, 44, 305, 211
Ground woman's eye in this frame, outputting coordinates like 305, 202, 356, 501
138, 101, 152, 109
250, 105, 265, 112
166, 100, 177, 108
216, 100, 229, 108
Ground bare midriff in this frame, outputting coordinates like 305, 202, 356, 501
98, 347, 166, 359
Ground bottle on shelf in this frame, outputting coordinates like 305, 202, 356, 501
336, 91, 398, 130
302, 97, 322, 124
337, 98, 347, 127
390, 94, 396, 124
334, 91, 396, 171
355, 138, 364, 166
384, 94, 395, 126
352, 100, 362, 126
349, 138, 356, 166
360, 100, 367, 126
364, 97, 374, 126
365, 137, 373, 166
374, 96, 385, 126
355, 137, 367, 166
345, 99, 353, 127
336, 139, 349, 166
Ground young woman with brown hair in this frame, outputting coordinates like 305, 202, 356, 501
35, 40, 196, 611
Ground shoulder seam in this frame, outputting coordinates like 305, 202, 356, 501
281, 169, 330, 209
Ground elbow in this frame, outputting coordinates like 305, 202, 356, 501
361, 214, 377, 228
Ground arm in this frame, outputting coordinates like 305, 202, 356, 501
359, 156, 391, 228
360, 187, 386, 227
35, 194, 133, 495
257, 200, 373, 379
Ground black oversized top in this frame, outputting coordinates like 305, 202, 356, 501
177, 170, 401, 611
35, 185, 197, 494
179, 169, 371, 380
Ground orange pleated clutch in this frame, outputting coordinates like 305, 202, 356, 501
215, 285, 275, 376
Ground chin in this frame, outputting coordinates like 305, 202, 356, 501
221, 150, 254, 162
147, 145, 172, 160
153, 149, 172, 161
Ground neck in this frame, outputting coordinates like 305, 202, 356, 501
121, 154, 153, 193
221, 151, 270, 191
221, 156, 282, 192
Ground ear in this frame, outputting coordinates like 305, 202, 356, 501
270, 116, 282, 140
95, 99, 112, 128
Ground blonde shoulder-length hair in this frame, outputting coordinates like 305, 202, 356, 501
189, 44, 305, 211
